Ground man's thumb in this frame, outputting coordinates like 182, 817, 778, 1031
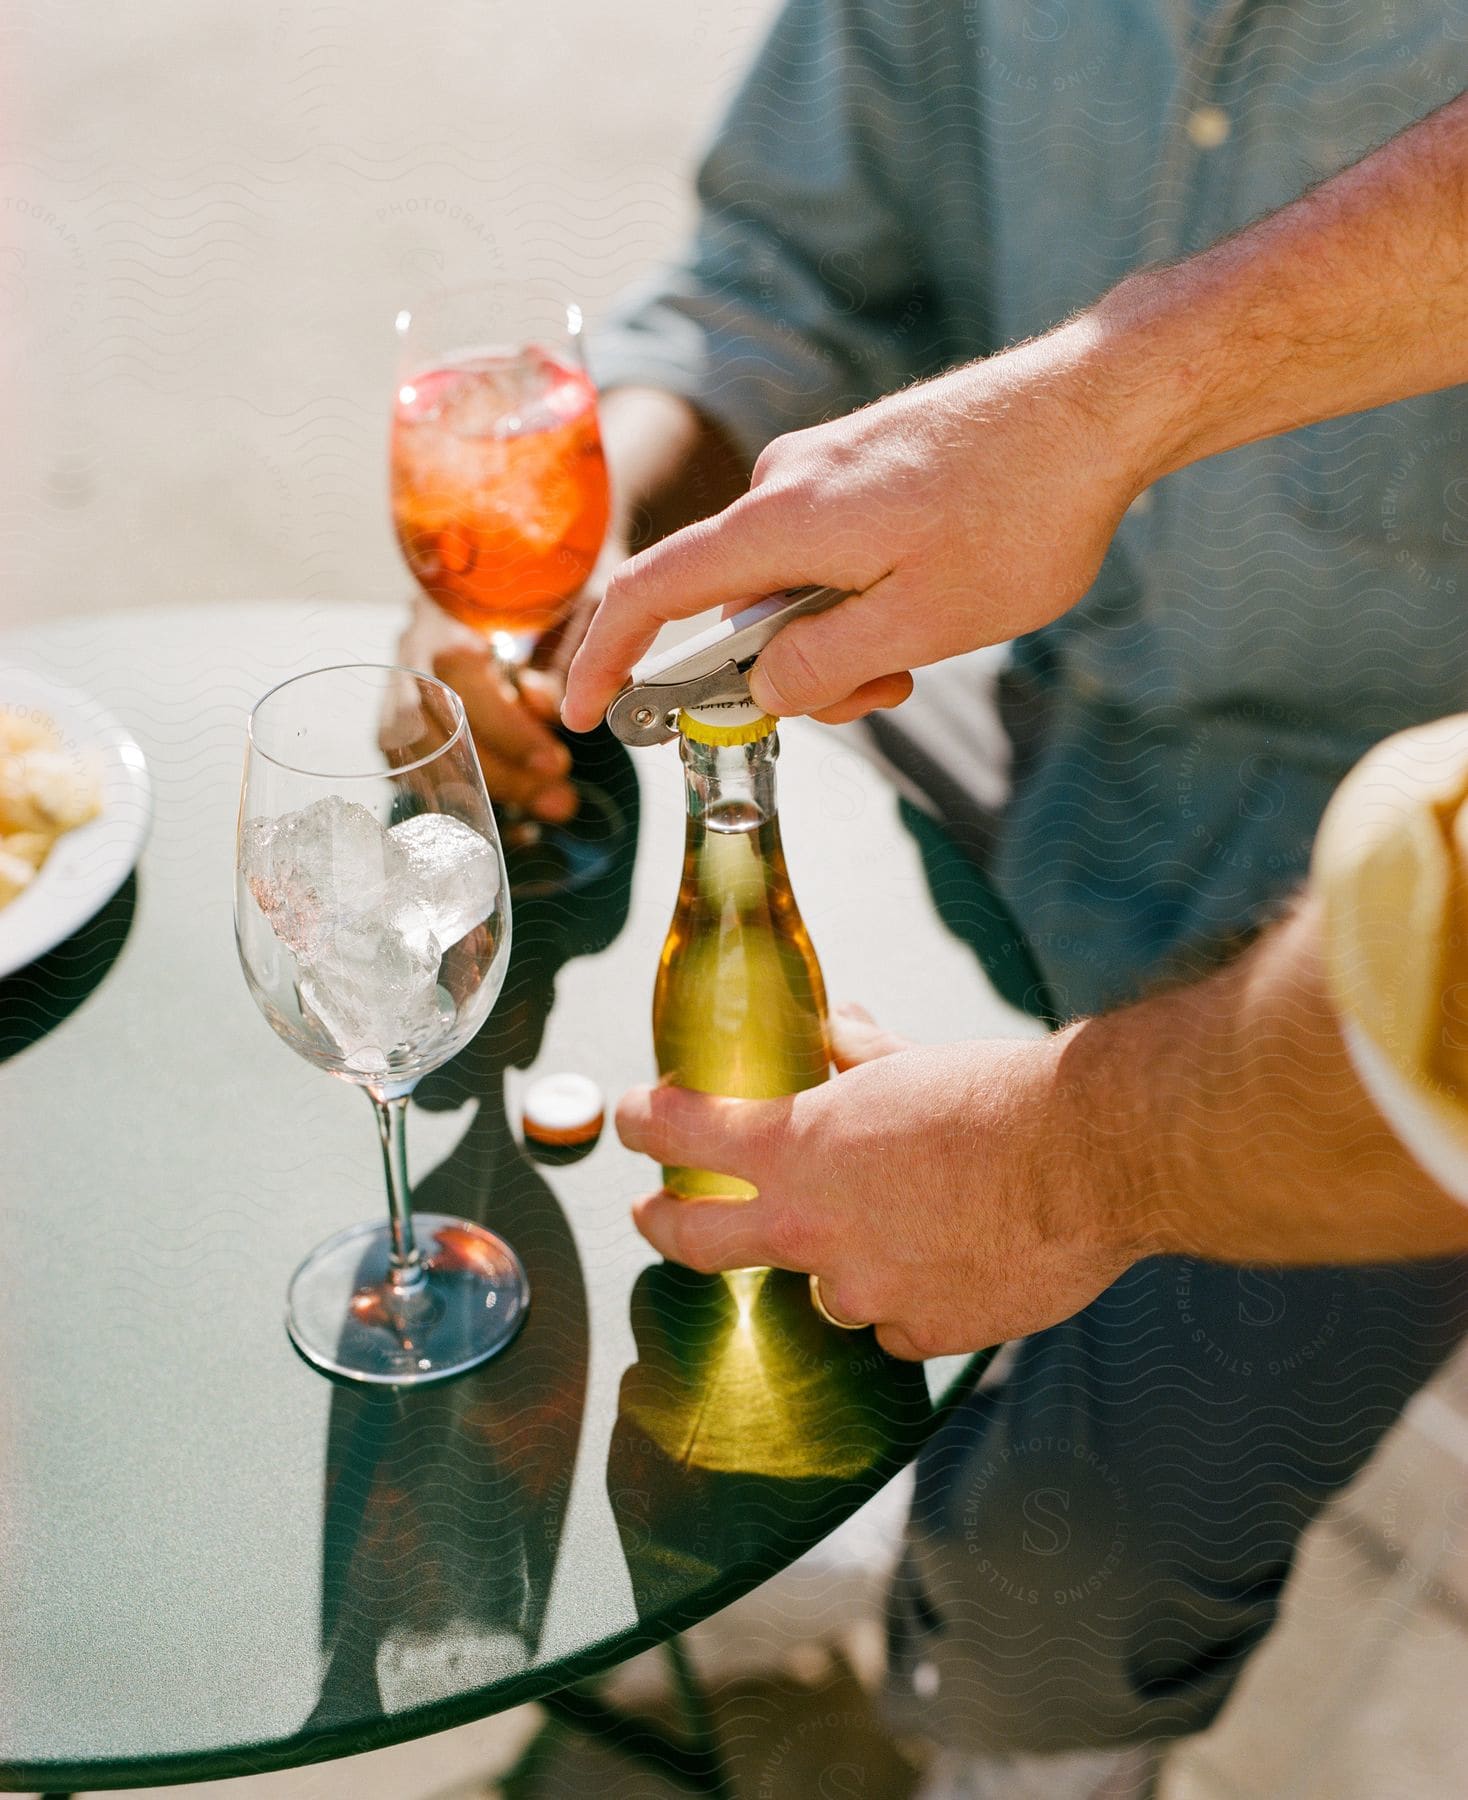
830, 1002, 912, 1071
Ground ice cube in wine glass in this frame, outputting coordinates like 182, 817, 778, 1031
496, 421, 588, 549
390, 811, 501, 949
242, 795, 407, 955
426, 354, 553, 440
297, 902, 444, 1066
395, 364, 463, 427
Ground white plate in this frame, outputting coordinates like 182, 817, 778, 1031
0, 666, 151, 980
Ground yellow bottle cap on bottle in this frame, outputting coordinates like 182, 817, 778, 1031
677, 701, 778, 746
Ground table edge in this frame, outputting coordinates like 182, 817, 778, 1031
1, 1351, 991, 1789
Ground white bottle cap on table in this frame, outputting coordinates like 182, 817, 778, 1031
522, 1072, 605, 1148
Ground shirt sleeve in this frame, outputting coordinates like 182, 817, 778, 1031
1311, 713, 1468, 1204
589, 0, 946, 461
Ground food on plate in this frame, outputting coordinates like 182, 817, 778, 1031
0, 709, 101, 909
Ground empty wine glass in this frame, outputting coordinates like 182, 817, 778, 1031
235, 663, 528, 1385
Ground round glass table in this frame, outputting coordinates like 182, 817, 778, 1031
0, 603, 998, 1792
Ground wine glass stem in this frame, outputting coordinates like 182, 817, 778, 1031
371, 1092, 424, 1294
490, 630, 537, 682
489, 629, 546, 846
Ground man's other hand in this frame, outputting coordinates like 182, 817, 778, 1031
397, 586, 599, 822
618, 1003, 1140, 1361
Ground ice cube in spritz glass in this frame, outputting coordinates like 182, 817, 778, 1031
391, 347, 609, 637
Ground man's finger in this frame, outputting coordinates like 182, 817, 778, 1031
516, 666, 566, 722
747, 571, 911, 717
875, 1323, 927, 1362
808, 672, 914, 725
563, 493, 846, 730
435, 646, 572, 773
470, 738, 578, 819
532, 586, 599, 680
829, 1002, 912, 1071
615, 1082, 791, 1188
631, 1189, 782, 1274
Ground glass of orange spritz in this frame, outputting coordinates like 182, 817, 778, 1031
390, 286, 622, 894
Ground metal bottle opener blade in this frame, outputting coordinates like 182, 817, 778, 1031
605, 585, 851, 746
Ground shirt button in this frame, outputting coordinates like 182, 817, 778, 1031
1187, 105, 1231, 149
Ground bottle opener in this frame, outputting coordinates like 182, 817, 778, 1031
605, 585, 851, 746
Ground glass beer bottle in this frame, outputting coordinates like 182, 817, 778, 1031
653, 704, 830, 1200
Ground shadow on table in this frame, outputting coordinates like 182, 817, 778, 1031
303, 730, 638, 1732
0, 871, 137, 1066
606, 1261, 934, 1624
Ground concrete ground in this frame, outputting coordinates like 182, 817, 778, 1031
8, 1, 1467, 1794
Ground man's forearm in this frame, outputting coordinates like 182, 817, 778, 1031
1056, 904, 1468, 1266
1090, 89, 1468, 486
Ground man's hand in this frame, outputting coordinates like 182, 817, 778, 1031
396, 583, 603, 822
618, 1004, 1141, 1360
410, 384, 752, 773
562, 329, 1148, 731
619, 906, 1468, 1361
565, 91, 1468, 734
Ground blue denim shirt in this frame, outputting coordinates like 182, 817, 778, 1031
595, 0, 1468, 1011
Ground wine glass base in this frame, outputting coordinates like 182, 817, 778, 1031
286, 1213, 529, 1386
505, 779, 628, 899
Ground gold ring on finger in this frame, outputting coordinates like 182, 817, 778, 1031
809, 1273, 868, 1331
